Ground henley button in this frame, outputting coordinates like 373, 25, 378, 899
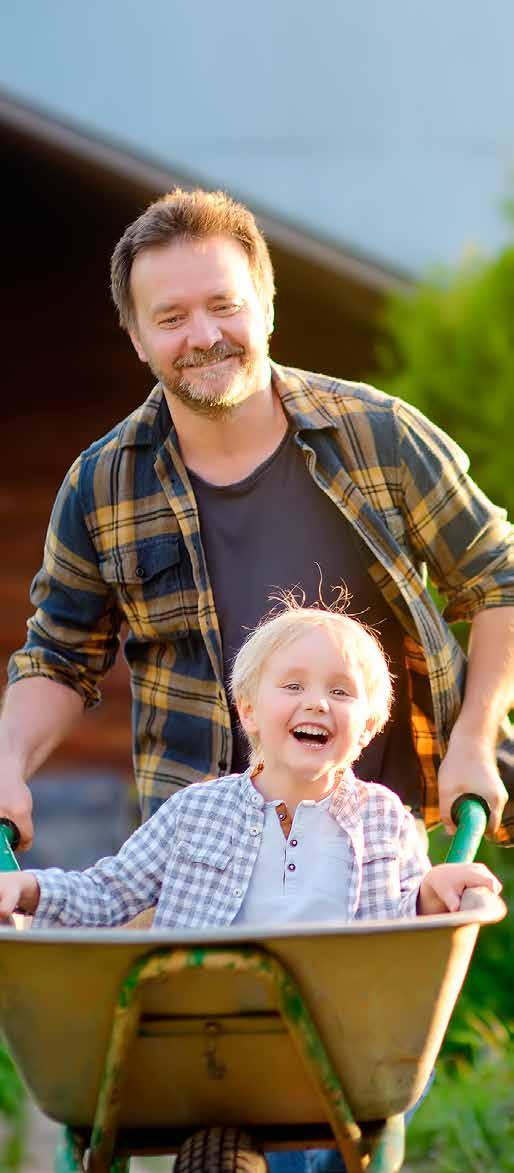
290, 839, 298, 847
135, 566, 145, 578
278, 812, 286, 821
287, 862, 296, 872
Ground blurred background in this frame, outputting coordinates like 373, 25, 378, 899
0, 2, 513, 1168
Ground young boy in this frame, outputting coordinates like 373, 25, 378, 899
0, 604, 501, 1173
0, 604, 501, 927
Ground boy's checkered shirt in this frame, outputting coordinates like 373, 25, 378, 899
32, 770, 431, 930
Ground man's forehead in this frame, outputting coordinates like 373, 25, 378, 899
130, 233, 253, 297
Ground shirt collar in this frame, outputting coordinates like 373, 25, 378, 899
239, 764, 368, 823
329, 768, 370, 827
116, 362, 342, 453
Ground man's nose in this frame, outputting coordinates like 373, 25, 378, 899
186, 310, 223, 350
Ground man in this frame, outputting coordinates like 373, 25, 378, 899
1, 187, 513, 850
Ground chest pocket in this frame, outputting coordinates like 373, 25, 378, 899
174, 838, 233, 872
99, 536, 190, 639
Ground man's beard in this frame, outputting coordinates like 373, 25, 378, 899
153, 341, 265, 418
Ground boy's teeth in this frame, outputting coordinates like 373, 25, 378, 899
291, 725, 330, 743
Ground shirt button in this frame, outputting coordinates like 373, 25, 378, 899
251, 794, 260, 804
135, 566, 146, 578
287, 862, 296, 872
233, 888, 242, 898
249, 827, 260, 836
290, 839, 298, 847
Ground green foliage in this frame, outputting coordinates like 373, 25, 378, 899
0, 1044, 26, 1171
376, 243, 514, 516
427, 830, 514, 1048
406, 1015, 514, 1171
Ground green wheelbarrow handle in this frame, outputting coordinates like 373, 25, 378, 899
0, 818, 21, 872
446, 794, 490, 864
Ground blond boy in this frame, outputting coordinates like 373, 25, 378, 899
0, 605, 500, 925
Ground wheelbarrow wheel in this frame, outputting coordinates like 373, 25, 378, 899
174, 1127, 268, 1171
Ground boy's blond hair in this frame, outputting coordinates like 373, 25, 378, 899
231, 603, 393, 765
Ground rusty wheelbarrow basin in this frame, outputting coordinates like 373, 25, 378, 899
0, 892, 505, 1134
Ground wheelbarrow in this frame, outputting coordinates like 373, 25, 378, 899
0, 796, 506, 1173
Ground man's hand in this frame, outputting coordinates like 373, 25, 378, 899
418, 862, 502, 915
0, 871, 40, 920
0, 758, 34, 850
438, 733, 508, 837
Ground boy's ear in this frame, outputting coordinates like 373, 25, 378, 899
358, 718, 376, 748
237, 697, 259, 736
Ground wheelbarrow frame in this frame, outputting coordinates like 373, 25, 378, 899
0, 797, 505, 1172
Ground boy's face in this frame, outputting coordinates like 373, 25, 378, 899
239, 627, 373, 782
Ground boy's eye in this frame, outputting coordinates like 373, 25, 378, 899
332, 687, 349, 697
283, 682, 302, 691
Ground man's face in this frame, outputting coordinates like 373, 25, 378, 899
128, 234, 273, 416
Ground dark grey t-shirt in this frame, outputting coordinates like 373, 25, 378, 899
188, 429, 422, 807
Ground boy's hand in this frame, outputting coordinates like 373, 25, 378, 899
418, 863, 502, 915
0, 872, 40, 920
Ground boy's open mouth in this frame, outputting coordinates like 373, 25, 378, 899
290, 724, 332, 748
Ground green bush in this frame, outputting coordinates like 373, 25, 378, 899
406, 1015, 514, 1171
376, 242, 514, 517
0, 1044, 26, 1171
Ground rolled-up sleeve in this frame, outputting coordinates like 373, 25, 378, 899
8, 457, 120, 707
394, 400, 514, 622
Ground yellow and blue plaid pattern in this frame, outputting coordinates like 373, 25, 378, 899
9, 364, 514, 838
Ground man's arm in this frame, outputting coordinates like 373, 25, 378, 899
2, 460, 122, 848
438, 606, 514, 834
393, 401, 514, 836
0, 678, 85, 849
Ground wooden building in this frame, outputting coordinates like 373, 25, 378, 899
0, 95, 406, 785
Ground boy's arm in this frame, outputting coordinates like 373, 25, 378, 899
29, 800, 177, 928
418, 862, 502, 915
397, 809, 432, 918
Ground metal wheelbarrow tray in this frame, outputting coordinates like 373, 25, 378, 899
0, 887, 505, 1173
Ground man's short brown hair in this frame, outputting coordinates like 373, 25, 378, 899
110, 187, 276, 329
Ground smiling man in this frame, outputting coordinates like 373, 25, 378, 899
1, 187, 514, 856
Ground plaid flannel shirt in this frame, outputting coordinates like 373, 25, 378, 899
32, 770, 430, 929
9, 364, 514, 838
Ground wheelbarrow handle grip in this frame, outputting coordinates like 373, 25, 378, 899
445, 794, 490, 864
0, 818, 21, 872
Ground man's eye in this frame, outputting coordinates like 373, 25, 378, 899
213, 302, 241, 313
160, 314, 185, 327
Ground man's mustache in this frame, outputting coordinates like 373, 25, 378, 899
174, 343, 245, 370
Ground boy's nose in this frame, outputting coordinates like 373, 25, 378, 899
305, 697, 330, 713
